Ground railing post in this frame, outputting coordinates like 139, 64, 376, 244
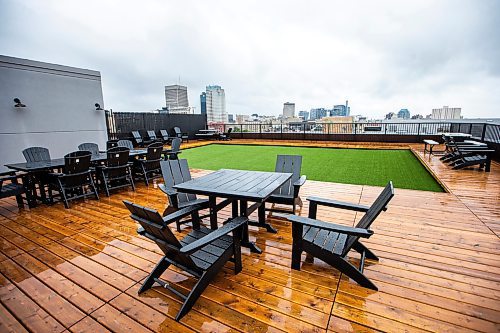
240, 124, 243, 138
354, 123, 357, 134
303, 123, 306, 139
417, 123, 421, 136
280, 123, 283, 140
481, 123, 487, 142
259, 123, 262, 139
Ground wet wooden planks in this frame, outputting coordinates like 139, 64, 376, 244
0, 141, 498, 332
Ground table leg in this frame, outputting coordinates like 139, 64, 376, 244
247, 204, 277, 233
209, 196, 218, 229
239, 200, 262, 254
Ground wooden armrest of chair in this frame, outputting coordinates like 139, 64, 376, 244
180, 216, 248, 254
288, 215, 373, 237
307, 196, 370, 212
162, 204, 204, 225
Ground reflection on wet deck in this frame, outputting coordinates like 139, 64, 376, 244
0, 143, 499, 332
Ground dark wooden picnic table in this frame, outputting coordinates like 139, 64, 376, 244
174, 169, 292, 253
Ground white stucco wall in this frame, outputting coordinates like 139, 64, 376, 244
0, 55, 107, 171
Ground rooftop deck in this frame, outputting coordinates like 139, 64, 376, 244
0, 141, 499, 332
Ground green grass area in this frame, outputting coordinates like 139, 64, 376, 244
180, 144, 444, 192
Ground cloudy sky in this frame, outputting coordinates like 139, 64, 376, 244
1, 0, 499, 119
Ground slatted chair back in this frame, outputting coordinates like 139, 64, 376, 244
174, 127, 182, 137
171, 138, 181, 153
78, 143, 100, 157
23, 147, 51, 163
123, 200, 197, 269
274, 155, 302, 196
117, 140, 134, 150
343, 181, 394, 255
160, 129, 170, 140
160, 159, 197, 207
132, 131, 143, 145
147, 130, 158, 141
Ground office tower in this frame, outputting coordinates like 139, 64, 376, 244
165, 84, 190, 114
309, 108, 328, 121
205, 85, 227, 123
298, 111, 309, 121
200, 92, 207, 115
228, 114, 235, 123
431, 106, 461, 119
283, 102, 295, 118
397, 108, 410, 119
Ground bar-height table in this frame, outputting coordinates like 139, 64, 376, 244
174, 169, 292, 253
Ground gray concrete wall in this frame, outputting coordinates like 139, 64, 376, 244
0, 55, 107, 171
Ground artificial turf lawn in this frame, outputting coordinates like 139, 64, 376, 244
180, 144, 444, 192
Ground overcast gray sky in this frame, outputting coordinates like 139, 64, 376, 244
1, 0, 499, 119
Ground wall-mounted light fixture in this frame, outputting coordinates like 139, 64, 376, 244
14, 98, 26, 108
95, 103, 103, 111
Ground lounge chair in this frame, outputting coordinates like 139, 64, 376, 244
450, 142, 492, 171
147, 130, 163, 143
165, 138, 182, 160
160, 129, 174, 143
159, 159, 210, 231
0, 171, 26, 208
123, 200, 247, 321
173, 127, 189, 143
132, 131, 153, 147
220, 127, 232, 141
22, 146, 51, 163
287, 181, 394, 290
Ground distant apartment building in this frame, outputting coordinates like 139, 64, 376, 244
165, 84, 191, 114
310, 108, 328, 121
298, 111, 309, 121
205, 85, 227, 123
398, 108, 410, 119
236, 114, 249, 123
200, 92, 207, 116
283, 102, 295, 118
227, 114, 235, 123
431, 106, 461, 119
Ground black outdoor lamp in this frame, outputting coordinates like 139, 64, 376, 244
14, 98, 26, 108
95, 103, 103, 110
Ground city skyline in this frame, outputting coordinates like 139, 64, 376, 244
1, 0, 499, 118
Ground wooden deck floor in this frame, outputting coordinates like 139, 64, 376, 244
0, 141, 499, 332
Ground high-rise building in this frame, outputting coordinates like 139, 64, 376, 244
165, 84, 190, 114
205, 85, 227, 123
331, 100, 350, 116
298, 111, 309, 121
431, 106, 461, 119
310, 108, 328, 121
200, 92, 206, 116
283, 102, 295, 118
397, 108, 410, 119
227, 114, 235, 123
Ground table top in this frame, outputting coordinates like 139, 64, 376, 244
441, 133, 472, 137
5, 149, 147, 172
174, 169, 292, 202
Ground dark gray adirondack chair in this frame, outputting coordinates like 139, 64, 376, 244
134, 142, 163, 186
117, 139, 134, 150
23, 147, 51, 163
165, 138, 182, 160
48, 151, 99, 208
160, 129, 173, 143
159, 159, 209, 231
123, 200, 246, 321
96, 147, 135, 196
262, 155, 306, 223
173, 127, 189, 143
132, 131, 153, 147
0, 171, 26, 208
147, 130, 163, 143
78, 142, 100, 157
287, 181, 394, 290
